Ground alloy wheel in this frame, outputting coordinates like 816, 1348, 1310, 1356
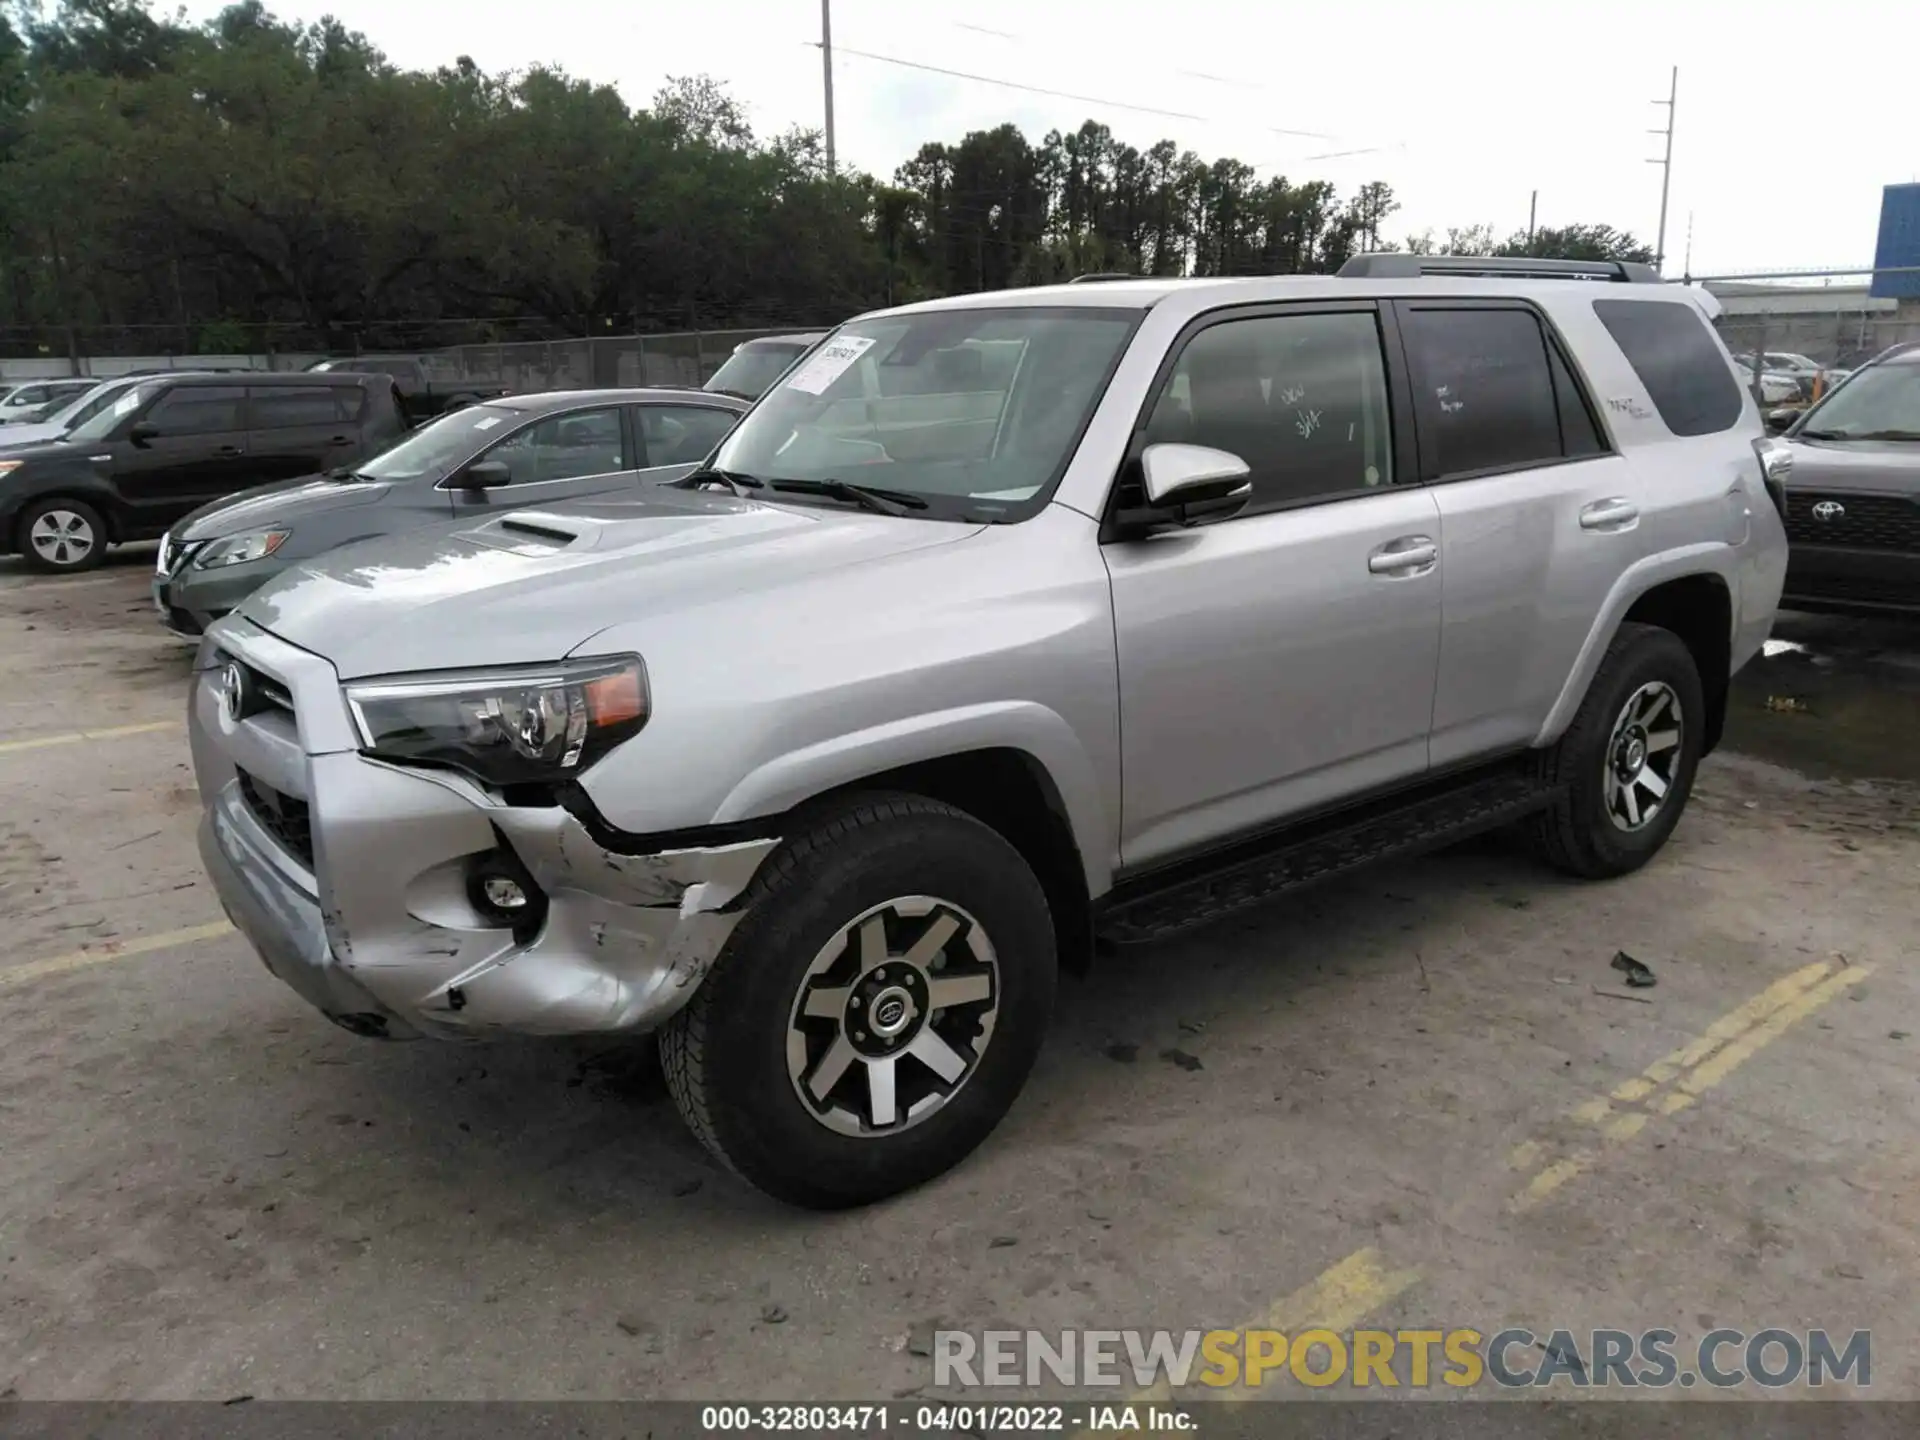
28, 509, 97, 569
1604, 680, 1683, 832
785, 896, 999, 1138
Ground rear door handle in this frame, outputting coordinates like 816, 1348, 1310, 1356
214, 445, 242, 457
1579, 498, 1639, 531
1367, 535, 1438, 576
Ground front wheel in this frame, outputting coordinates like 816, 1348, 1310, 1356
660, 795, 1057, 1209
18, 496, 108, 573
1527, 623, 1705, 879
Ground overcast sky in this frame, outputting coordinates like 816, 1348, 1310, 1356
181, 0, 1914, 279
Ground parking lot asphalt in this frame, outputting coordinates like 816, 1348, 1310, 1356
2, 549, 1917, 1402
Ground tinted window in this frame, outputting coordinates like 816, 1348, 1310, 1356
1548, 341, 1607, 457
142, 385, 246, 437
6, 385, 49, 405
248, 385, 362, 429
1144, 310, 1394, 510
1593, 299, 1743, 437
486, 407, 625, 484
1402, 308, 1562, 477
641, 405, 739, 466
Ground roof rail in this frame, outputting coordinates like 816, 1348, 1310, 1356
1337, 253, 1663, 284
1066, 272, 1141, 284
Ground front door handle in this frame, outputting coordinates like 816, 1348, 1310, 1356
1367, 536, 1438, 576
1579, 498, 1640, 531
214, 445, 242, 458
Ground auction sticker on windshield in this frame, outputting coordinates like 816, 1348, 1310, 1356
785, 335, 875, 395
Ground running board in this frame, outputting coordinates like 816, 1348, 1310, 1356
1095, 763, 1561, 946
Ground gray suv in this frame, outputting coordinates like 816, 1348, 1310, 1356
187, 256, 1787, 1208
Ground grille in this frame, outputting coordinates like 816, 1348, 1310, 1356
1785, 491, 1920, 552
238, 769, 314, 867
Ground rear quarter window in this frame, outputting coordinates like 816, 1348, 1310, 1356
1592, 298, 1744, 437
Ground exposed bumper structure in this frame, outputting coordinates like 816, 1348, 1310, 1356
190, 618, 777, 1040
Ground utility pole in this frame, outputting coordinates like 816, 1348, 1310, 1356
1648, 66, 1677, 274
1528, 190, 1537, 248
820, 0, 837, 175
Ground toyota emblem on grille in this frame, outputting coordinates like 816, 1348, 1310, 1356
1811, 501, 1846, 522
220, 661, 250, 722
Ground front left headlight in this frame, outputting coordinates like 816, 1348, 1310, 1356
344, 656, 650, 788
193, 529, 291, 569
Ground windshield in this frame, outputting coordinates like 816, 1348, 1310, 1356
1796, 361, 1920, 440
65, 381, 162, 442
47, 381, 128, 428
351, 404, 514, 481
707, 308, 1141, 521
704, 342, 812, 400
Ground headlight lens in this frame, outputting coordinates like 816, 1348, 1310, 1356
193, 529, 291, 569
344, 657, 649, 787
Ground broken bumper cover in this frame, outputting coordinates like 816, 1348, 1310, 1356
190, 631, 777, 1041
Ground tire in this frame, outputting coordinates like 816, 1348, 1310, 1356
17, 496, 108, 573
661, 794, 1057, 1209
1526, 622, 1705, 880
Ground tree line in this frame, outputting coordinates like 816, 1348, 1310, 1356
0, 0, 1655, 357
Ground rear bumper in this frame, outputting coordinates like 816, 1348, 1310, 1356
1783, 544, 1920, 615
190, 619, 780, 1041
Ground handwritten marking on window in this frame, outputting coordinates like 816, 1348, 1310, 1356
1279, 384, 1306, 406
1295, 408, 1323, 439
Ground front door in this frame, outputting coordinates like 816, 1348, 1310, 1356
447, 405, 634, 514
1103, 304, 1443, 871
106, 383, 252, 536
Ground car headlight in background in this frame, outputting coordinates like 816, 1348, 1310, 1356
193, 529, 291, 569
0, 459, 23, 476
344, 656, 649, 788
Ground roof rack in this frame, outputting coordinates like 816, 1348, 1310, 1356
1337, 253, 1663, 284
1066, 272, 1142, 284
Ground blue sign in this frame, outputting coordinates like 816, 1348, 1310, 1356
1871, 183, 1920, 299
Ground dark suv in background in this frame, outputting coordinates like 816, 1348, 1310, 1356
1775, 341, 1920, 616
0, 371, 406, 572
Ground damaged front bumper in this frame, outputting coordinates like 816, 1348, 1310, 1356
190, 619, 778, 1041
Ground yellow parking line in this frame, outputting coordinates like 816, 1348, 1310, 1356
0, 920, 234, 989
0, 720, 179, 756
1508, 959, 1873, 1212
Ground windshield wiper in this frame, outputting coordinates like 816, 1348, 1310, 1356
1797, 429, 1920, 442
674, 466, 765, 497
767, 478, 928, 516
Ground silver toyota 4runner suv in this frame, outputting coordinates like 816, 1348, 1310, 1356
189, 255, 1788, 1208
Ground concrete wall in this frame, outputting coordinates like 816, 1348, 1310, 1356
0, 354, 324, 381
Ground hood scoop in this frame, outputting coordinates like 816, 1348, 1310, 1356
471, 510, 590, 555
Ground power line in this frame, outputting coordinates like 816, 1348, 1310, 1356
815, 41, 1341, 140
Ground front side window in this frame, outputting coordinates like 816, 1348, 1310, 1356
1402, 307, 1563, 477
1144, 310, 1394, 510
1594, 298, 1744, 437
142, 385, 246, 437
1795, 360, 1920, 441
710, 308, 1140, 521
5, 385, 49, 406
641, 404, 739, 466
483, 407, 625, 484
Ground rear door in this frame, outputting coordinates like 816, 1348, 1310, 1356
245, 383, 368, 483
1398, 302, 1647, 767
446, 404, 634, 515
107, 383, 252, 533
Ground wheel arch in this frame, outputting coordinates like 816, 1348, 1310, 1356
1536, 547, 1737, 754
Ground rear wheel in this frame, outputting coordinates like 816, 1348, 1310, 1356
1527, 623, 1704, 879
660, 794, 1056, 1209
18, 497, 107, 573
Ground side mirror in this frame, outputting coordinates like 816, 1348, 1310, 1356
1122, 443, 1253, 531
1765, 408, 1798, 436
460, 459, 512, 490
126, 420, 159, 447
